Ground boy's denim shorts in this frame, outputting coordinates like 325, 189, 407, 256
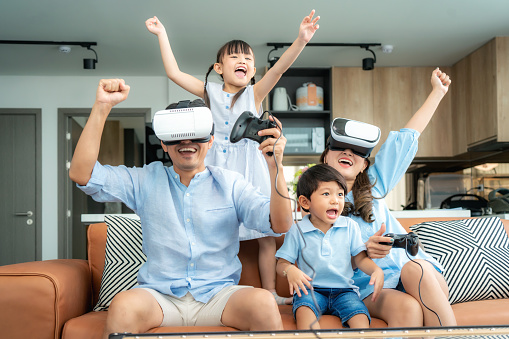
292, 287, 370, 328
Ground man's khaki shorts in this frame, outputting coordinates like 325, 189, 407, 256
141, 285, 252, 327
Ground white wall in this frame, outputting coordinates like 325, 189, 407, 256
0, 75, 170, 259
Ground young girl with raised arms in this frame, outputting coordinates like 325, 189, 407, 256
146, 10, 320, 305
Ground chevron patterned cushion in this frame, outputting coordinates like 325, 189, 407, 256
94, 215, 146, 311
410, 217, 509, 304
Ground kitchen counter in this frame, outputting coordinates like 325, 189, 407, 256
82, 210, 509, 225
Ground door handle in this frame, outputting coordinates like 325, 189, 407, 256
15, 211, 33, 217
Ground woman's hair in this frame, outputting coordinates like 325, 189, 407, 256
296, 164, 349, 213
320, 148, 376, 223
204, 40, 256, 110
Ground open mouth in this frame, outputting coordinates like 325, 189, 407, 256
338, 157, 353, 167
235, 65, 247, 78
178, 147, 197, 154
326, 209, 338, 219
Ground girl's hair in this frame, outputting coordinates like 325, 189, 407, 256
296, 164, 349, 213
320, 148, 376, 223
204, 40, 256, 110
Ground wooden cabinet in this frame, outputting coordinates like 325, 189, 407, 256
98, 120, 124, 166
452, 37, 509, 153
266, 67, 332, 165
332, 66, 453, 157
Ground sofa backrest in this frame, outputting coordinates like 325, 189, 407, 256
87, 217, 509, 305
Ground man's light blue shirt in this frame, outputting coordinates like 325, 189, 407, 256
349, 128, 443, 300
78, 161, 279, 303
276, 215, 366, 295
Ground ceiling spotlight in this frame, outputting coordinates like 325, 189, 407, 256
267, 44, 284, 68
382, 44, 394, 53
83, 46, 98, 70
362, 47, 376, 71
59, 45, 71, 53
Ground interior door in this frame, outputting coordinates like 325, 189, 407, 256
0, 112, 40, 265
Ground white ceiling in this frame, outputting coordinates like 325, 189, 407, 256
1, 0, 509, 77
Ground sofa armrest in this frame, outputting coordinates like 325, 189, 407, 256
0, 259, 92, 339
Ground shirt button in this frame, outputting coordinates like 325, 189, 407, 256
226, 106, 229, 109
192, 242, 195, 246
186, 193, 190, 197
227, 94, 230, 97
190, 263, 194, 267
174, 175, 178, 179
223, 150, 226, 153
186, 277, 191, 282
225, 121, 229, 125
225, 136, 228, 140
186, 218, 190, 222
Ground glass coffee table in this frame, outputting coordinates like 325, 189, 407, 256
110, 325, 509, 339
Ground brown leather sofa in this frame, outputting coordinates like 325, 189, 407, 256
2, 217, 509, 339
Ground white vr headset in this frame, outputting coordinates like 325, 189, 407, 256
152, 101, 214, 145
328, 118, 381, 158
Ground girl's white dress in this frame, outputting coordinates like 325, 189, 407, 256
205, 82, 271, 240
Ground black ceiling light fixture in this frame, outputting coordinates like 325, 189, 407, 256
267, 42, 382, 70
83, 45, 98, 69
362, 46, 376, 71
0, 40, 98, 70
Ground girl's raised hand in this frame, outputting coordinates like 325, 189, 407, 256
145, 16, 165, 36
299, 9, 320, 43
431, 67, 451, 95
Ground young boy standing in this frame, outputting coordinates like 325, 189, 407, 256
276, 164, 383, 329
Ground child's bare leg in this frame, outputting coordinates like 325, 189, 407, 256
257, 236, 292, 305
295, 306, 320, 330
346, 314, 370, 329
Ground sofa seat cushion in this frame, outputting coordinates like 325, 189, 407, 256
62, 311, 107, 339
410, 217, 509, 304
452, 298, 509, 326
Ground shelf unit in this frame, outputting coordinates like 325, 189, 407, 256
265, 67, 332, 164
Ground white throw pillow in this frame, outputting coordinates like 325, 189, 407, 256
94, 215, 146, 311
410, 217, 509, 304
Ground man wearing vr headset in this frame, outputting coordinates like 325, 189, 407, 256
69, 79, 293, 338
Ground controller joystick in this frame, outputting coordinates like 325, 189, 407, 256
380, 232, 419, 256
230, 111, 277, 155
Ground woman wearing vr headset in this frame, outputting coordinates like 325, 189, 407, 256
321, 68, 455, 327
146, 10, 320, 306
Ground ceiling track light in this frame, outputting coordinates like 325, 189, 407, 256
0, 40, 98, 70
267, 42, 382, 70
362, 46, 376, 71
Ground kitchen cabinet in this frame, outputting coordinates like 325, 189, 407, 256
451, 37, 509, 153
332, 66, 453, 157
98, 120, 124, 166
265, 67, 332, 165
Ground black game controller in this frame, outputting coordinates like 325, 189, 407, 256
230, 111, 277, 155
380, 232, 419, 256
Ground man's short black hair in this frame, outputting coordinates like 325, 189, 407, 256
296, 164, 348, 202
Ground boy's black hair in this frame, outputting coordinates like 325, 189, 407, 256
297, 164, 348, 212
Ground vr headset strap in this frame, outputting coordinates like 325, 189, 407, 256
176, 100, 191, 108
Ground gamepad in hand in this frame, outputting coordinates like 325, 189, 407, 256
230, 111, 277, 155
380, 232, 419, 256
